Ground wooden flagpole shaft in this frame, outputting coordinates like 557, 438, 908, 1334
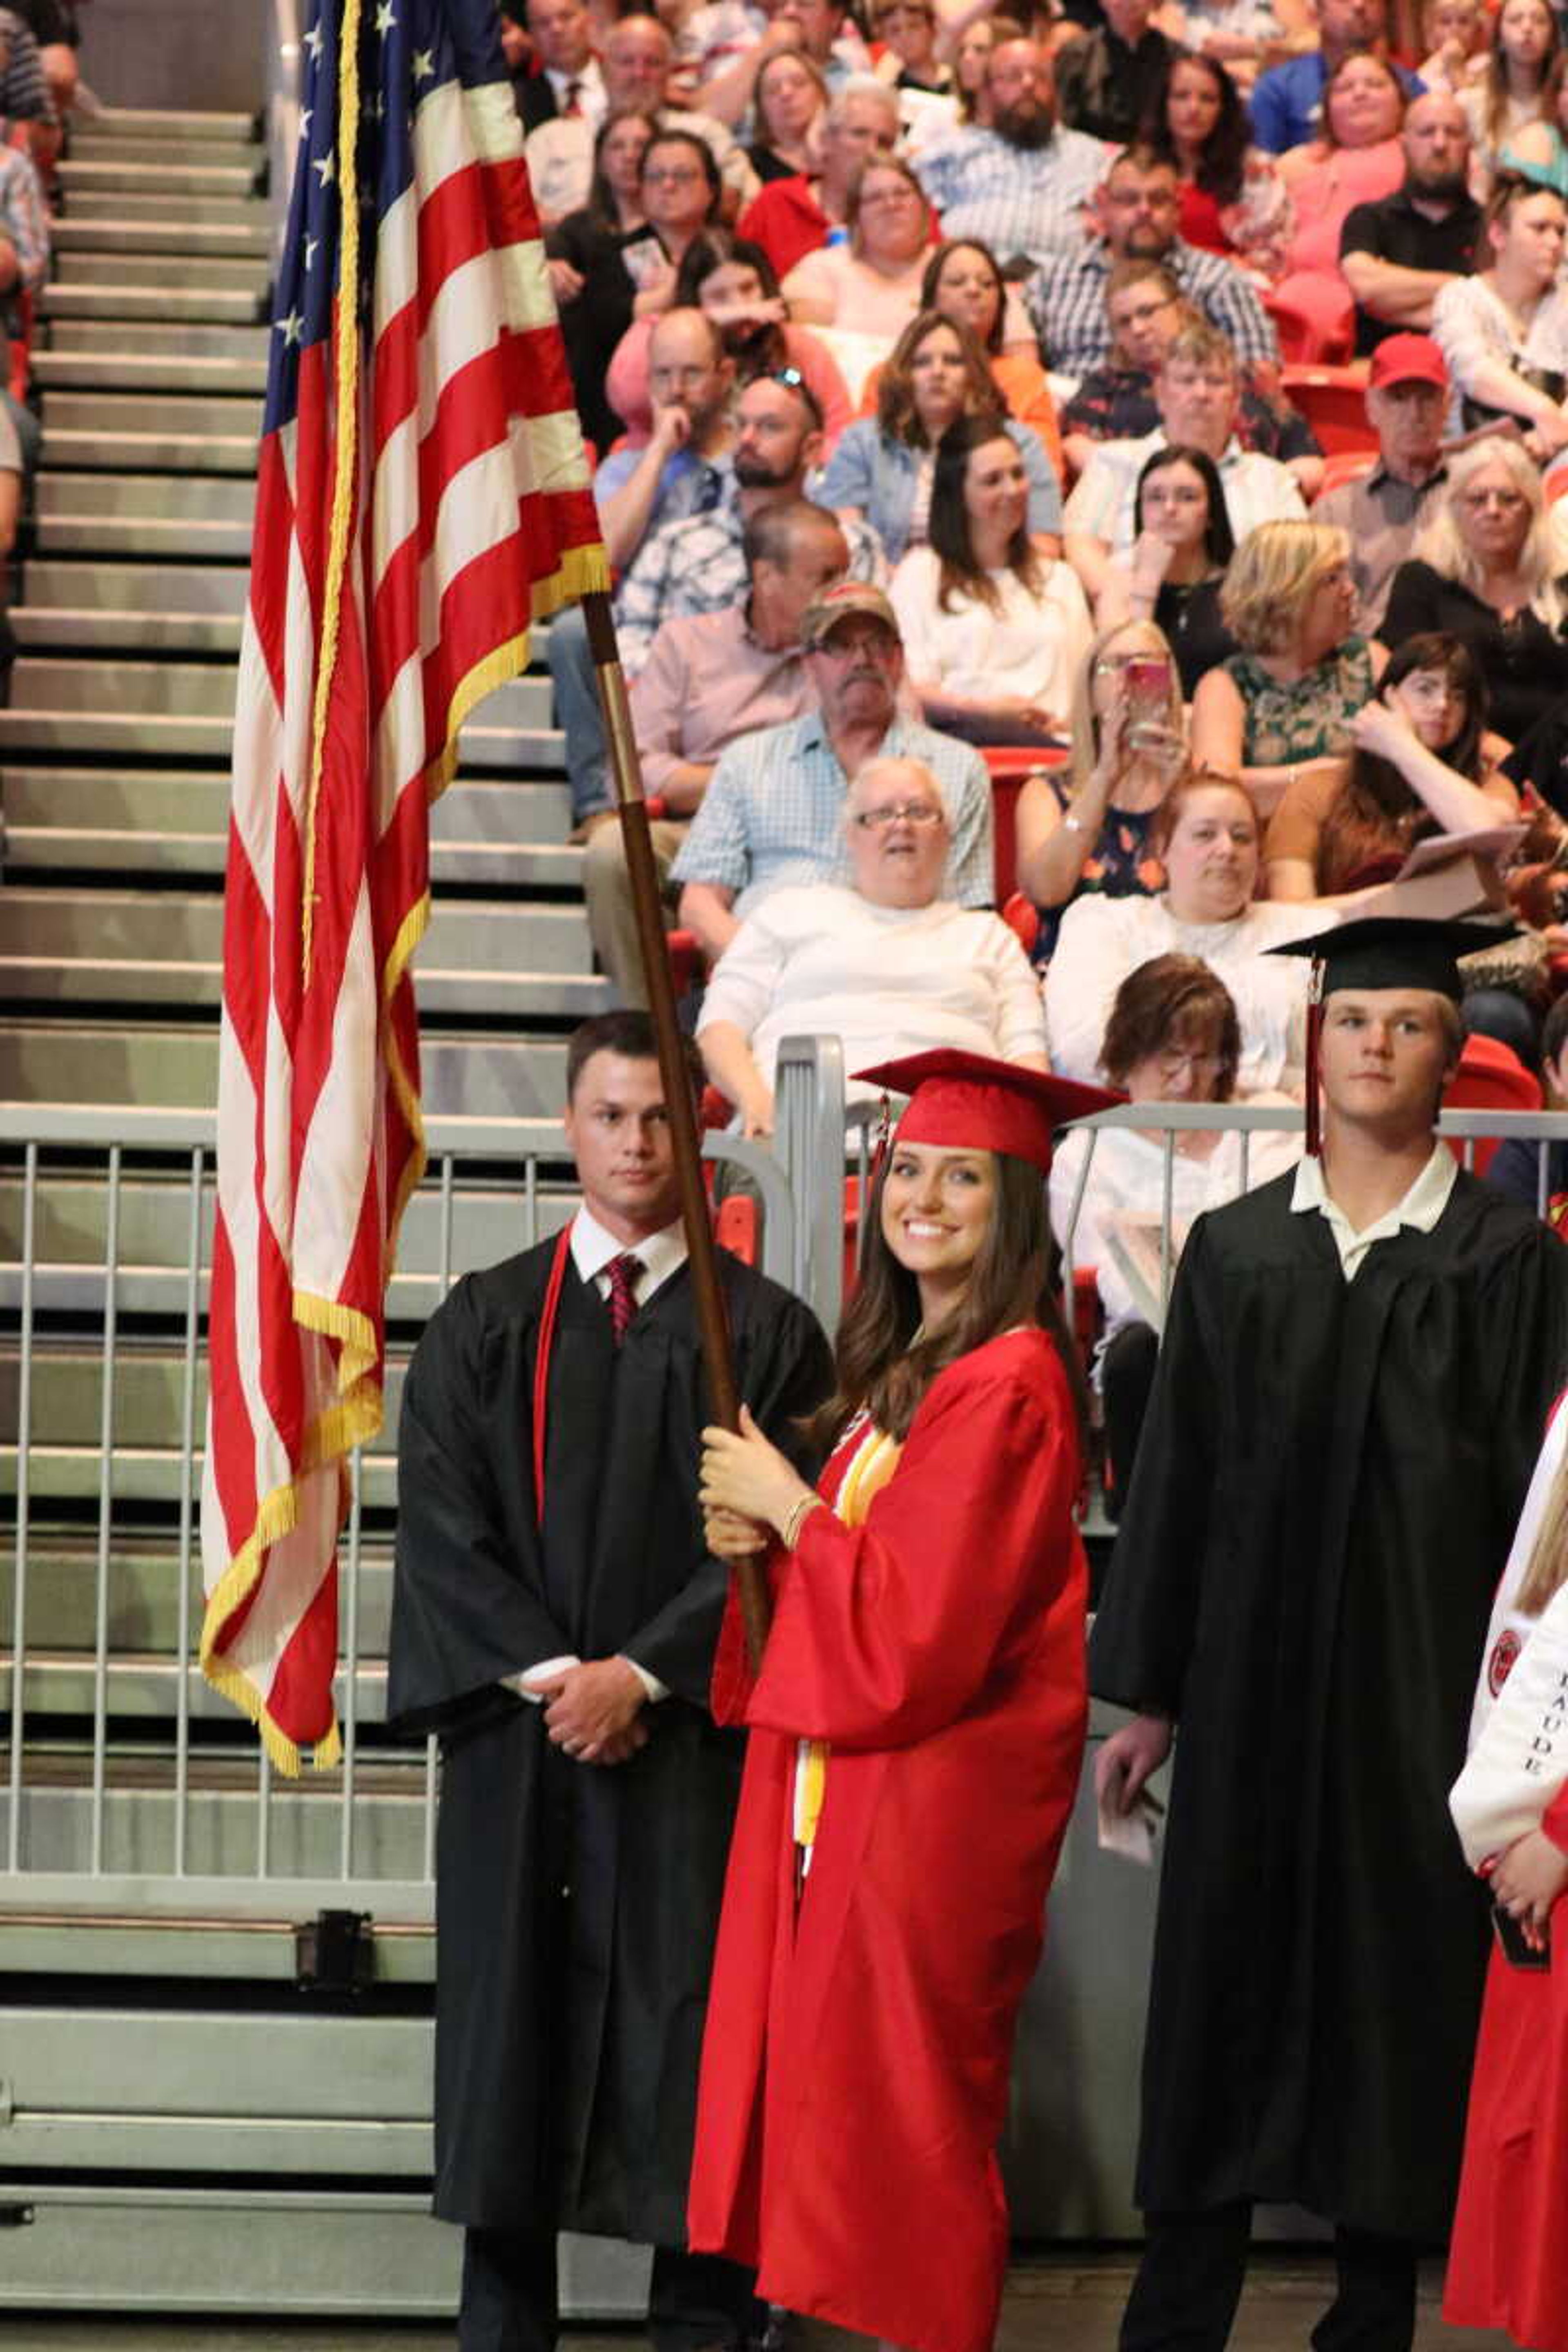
580, 590, 771, 1670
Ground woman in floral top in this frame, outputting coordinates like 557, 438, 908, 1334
1014, 619, 1185, 969
1190, 520, 1384, 817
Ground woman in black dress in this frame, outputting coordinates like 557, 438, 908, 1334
1095, 444, 1238, 699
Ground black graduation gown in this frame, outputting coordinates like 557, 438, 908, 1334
388, 1237, 833, 2240
1088, 1167, 1568, 2241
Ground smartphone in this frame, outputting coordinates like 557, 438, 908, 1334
1492, 1899, 1551, 1971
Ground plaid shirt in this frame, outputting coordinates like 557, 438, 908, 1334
670, 708, 995, 913
1025, 235, 1278, 379
912, 123, 1111, 267
614, 496, 880, 677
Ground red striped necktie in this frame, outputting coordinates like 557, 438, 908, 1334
604, 1252, 643, 1346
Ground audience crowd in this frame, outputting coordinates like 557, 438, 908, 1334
508, 0, 1568, 1207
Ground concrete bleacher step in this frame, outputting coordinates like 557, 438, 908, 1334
6, 657, 555, 732
22, 560, 251, 613
0, 1167, 575, 1322
0, 884, 598, 982
60, 192, 269, 229
0, 768, 575, 876
43, 318, 270, 358
0, 1023, 580, 1119
56, 158, 265, 200
61, 136, 267, 174
53, 217, 272, 259
53, 253, 271, 297
43, 391, 264, 440
76, 107, 262, 144
0, 1536, 396, 1660
29, 516, 255, 561
40, 283, 268, 325
9, 1775, 432, 1888
38, 474, 257, 522
41, 430, 258, 476
0, 710, 566, 768
12, 608, 244, 655
31, 351, 267, 399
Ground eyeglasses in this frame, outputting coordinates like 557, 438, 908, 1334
851, 801, 943, 828
644, 164, 703, 185
1156, 1047, 1224, 1077
768, 365, 805, 390
1458, 486, 1527, 510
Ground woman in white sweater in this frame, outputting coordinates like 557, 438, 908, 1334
698, 755, 1045, 1136
889, 412, 1091, 746
1045, 768, 1319, 1097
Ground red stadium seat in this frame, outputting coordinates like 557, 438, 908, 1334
1281, 365, 1376, 454
1002, 891, 1040, 955
1265, 285, 1355, 367
982, 744, 1068, 905
1442, 1032, 1542, 1176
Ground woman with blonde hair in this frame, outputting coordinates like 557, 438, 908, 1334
1015, 617, 1185, 967
1444, 1395, 1568, 2350
1383, 434, 1568, 745
780, 154, 937, 337
1190, 520, 1381, 814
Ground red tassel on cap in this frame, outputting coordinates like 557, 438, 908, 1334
1305, 959, 1324, 1158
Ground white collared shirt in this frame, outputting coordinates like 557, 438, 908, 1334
545, 56, 606, 128
1290, 1138, 1456, 1282
508, 1205, 688, 1707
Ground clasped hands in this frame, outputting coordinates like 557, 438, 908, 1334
699, 1403, 817, 1564
527, 1657, 650, 1767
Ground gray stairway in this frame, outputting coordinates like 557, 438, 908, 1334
0, 107, 624, 2319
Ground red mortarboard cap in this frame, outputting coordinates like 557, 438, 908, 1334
852, 1049, 1121, 1175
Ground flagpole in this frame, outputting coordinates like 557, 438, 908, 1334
579, 588, 772, 1670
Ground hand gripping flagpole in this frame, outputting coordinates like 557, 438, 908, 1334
579, 589, 772, 1671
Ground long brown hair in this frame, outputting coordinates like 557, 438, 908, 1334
1319, 632, 1486, 893
806, 1147, 1089, 1450
930, 412, 1042, 613
875, 308, 996, 450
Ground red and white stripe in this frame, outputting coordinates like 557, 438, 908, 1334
200, 47, 606, 1770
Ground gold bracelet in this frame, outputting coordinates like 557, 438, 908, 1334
781, 1494, 823, 1551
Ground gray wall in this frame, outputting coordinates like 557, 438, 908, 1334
77, 0, 268, 116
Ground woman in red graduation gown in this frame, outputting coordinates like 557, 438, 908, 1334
689, 1050, 1115, 2352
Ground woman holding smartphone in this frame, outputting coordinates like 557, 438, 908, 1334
1015, 619, 1187, 968
688, 1049, 1112, 2352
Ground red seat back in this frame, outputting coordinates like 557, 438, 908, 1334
1280, 364, 1376, 454
1442, 1033, 1542, 1176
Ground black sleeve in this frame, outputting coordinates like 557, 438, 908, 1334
388, 1277, 573, 1737
1503, 705, 1568, 804
1087, 1217, 1222, 1718
1339, 199, 1387, 260
623, 1284, 833, 1705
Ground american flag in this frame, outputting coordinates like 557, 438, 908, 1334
200, 0, 606, 1769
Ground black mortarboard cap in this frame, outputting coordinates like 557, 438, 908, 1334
1265, 913, 1515, 1005
1265, 913, 1512, 1154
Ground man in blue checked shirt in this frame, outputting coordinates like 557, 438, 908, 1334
671, 581, 994, 962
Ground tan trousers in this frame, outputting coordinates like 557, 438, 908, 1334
581, 813, 688, 1009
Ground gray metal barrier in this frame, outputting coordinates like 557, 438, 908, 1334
0, 1103, 795, 1921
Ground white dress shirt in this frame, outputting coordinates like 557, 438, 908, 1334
1289, 1137, 1456, 1281
509, 1206, 688, 1706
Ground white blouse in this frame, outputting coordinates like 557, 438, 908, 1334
888, 548, 1093, 718
1045, 891, 1320, 1098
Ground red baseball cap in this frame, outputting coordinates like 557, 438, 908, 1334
853, 1049, 1121, 1176
1368, 333, 1448, 393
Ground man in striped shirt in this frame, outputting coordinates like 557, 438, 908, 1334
1025, 144, 1278, 382
912, 36, 1110, 269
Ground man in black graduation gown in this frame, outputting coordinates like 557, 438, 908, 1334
1091, 917, 1568, 2352
389, 1009, 833, 2352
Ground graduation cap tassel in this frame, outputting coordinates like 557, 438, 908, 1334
1305, 959, 1325, 1159
580, 590, 771, 1672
